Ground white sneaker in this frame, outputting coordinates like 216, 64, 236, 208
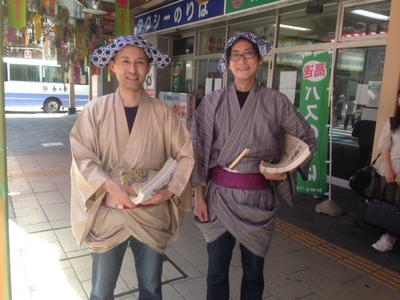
372, 234, 396, 252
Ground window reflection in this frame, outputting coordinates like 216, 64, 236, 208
196, 59, 221, 107
342, 2, 390, 39
278, 3, 338, 46
335, 47, 385, 111
229, 17, 275, 46
173, 37, 194, 55
273, 46, 385, 110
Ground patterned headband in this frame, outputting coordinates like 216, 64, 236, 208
217, 32, 273, 73
90, 35, 171, 69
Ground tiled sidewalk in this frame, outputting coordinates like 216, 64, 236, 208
6, 113, 400, 299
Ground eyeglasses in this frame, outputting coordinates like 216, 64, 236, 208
229, 52, 256, 61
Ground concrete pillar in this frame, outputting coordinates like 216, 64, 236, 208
372, 0, 400, 159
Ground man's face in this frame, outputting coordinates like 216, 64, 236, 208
109, 45, 151, 92
228, 39, 262, 82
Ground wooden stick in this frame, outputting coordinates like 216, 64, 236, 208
228, 148, 250, 169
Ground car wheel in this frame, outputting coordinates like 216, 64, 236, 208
43, 98, 61, 113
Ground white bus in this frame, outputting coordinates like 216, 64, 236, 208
3, 57, 89, 113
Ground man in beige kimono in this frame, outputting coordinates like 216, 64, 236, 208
70, 35, 194, 300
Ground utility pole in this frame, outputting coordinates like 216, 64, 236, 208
68, 62, 77, 114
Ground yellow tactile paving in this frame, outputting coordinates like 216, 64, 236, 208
276, 218, 400, 292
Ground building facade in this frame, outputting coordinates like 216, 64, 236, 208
131, 0, 398, 187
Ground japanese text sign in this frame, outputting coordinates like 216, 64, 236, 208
297, 52, 331, 195
115, 0, 130, 36
135, 0, 224, 35
8, 0, 27, 30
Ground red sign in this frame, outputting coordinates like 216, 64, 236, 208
24, 50, 32, 59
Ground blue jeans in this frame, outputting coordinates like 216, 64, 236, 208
206, 231, 265, 300
90, 236, 163, 300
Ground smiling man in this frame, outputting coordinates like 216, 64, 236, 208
190, 32, 317, 300
70, 36, 194, 300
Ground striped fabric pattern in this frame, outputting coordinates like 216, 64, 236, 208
191, 82, 317, 257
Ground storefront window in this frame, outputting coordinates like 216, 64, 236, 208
342, 1, 391, 39
196, 59, 222, 107
199, 29, 226, 55
173, 37, 194, 55
331, 45, 385, 180
274, 46, 385, 109
334, 46, 385, 116
278, 3, 338, 46
228, 17, 275, 45
273, 51, 313, 107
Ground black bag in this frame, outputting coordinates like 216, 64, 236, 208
349, 154, 380, 199
364, 185, 400, 237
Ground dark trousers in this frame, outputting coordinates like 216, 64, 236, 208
379, 176, 400, 204
206, 231, 265, 300
344, 114, 355, 129
359, 146, 373, 168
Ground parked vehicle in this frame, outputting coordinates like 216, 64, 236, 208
3, 57, 89, 113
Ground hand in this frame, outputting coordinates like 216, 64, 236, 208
385, 169, 395, 183
259, 168, 288, 182
395, 173, 400, 185
261, 172, 288, 181
140, 189, 174, 206
259, 161, 292, 181
103, 179, 137, 209
194, 196, 209, 222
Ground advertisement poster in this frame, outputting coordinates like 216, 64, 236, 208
144, 68, 155, 97
297, 52, 331, 195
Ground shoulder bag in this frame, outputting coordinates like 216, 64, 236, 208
349, 154, 381, 200
364, 184, 400, 237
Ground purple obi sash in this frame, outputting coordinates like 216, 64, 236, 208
212, 166, 270, 190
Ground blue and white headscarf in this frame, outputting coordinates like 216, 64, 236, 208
217, 32, 273, 73
90, 35, 171, 69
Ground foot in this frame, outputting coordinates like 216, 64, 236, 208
372, 234, 396, 252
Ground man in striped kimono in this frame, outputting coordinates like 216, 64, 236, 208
190, 32, 317, 300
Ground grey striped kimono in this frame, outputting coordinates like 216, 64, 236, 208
190, 82, 317, 257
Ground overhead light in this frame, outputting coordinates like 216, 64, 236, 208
82, 8, 107, 14
306, 0, 323, 15
351, 9, 390, 21
275, 24, 312, 32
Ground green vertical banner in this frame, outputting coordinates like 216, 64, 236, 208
172, 63, 182, 92
8, 0, 26, 29
297, 52, 331, 195
115, 0, 130, 36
